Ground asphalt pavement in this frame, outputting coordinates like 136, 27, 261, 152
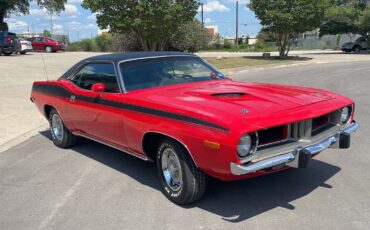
0, 58, 369, 229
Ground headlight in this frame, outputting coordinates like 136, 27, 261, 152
340, 105, 352, 124
237, 133, 257, 158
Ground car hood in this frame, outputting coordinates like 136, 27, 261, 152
125, 80, 349, 132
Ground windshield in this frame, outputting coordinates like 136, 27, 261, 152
119, 56, 225, 92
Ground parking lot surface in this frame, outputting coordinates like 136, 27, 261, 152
0, 52, 369, 229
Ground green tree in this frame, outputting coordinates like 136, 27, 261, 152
82, 0, 199, 51
357, 7, 370, 36
43, 29, 51, 37
170, 20, 212, 52
249, 0, 326, 57
95, 35, 112, 52
0, 0, 67, 31
319, 6, 359, 36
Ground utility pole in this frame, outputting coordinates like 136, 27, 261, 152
201, 2, 204, 26
32, 22, 34, 37
236, 1, 239, 49
50, 13, 53, 36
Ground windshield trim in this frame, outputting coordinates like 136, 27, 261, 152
117, 55, 218, 93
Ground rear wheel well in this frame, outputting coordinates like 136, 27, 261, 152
142, 132, 194, 164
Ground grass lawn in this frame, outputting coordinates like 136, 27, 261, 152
204, 56, 310, 69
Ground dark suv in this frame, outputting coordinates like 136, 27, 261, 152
0, 31, 20, 56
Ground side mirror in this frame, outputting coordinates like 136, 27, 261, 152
91, 83, 106, 93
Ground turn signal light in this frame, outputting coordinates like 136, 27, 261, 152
204, 140, 220, 150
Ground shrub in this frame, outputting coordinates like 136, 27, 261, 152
223, 40, 232, 49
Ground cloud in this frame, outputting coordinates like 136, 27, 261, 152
53, 24, 64, 34
30, 8, 48, 16
63, 4, 78, 15
87, 13, 97, 21
86, 23, 97, 29
4, 19, 29, 31
227, 0, 250, 4
199, 1, 230, 13
68, 0, 83, 4
204, 18, 213, 23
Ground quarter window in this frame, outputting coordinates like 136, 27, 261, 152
70, 63, 120, 93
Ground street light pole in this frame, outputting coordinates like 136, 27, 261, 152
236, 1, 239, 49
201, 2, 204, 26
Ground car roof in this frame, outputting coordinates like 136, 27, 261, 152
82, 51, 195, 62
60, 52, 196, 79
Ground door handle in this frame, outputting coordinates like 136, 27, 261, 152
70, 94, 76, 102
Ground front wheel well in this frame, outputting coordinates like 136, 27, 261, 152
142, 132, 196, 165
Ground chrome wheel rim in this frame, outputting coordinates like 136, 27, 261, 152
46, 47, 51, 53
51, 114, 63, 142
161, 148, 183, 191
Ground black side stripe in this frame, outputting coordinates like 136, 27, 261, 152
32, 84, 229, 132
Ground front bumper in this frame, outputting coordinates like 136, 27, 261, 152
231, 121, 359, 175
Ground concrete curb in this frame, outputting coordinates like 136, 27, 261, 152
0, 124, 48, 155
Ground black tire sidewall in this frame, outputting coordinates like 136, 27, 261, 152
156, 141, 188, 203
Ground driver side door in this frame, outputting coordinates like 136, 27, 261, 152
66, 62, 127, 148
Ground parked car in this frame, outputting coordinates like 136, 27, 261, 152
30, 52, 359, 204
342, 36, 369, 52
18, 38, 33, 54
0, 31, 21, 56
31, 37, 64, 53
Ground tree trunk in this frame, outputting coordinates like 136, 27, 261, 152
278, 32, 291, 57
0, 8, 8, 31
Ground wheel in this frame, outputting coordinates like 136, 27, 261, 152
20, 51, 26, 55
156, 139, 207, 204
4, 52, 11, 56
45, 46, 52, 53
353, 46, 361, 53
49, 108, 77, 148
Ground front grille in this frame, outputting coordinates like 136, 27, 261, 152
258, 125, 288, 145
256, 110, 341, 149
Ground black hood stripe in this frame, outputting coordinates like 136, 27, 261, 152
32, 84, 229, 132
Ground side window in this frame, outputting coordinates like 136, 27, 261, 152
70, 63, 120, 93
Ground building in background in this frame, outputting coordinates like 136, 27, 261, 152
205, 25, 218, 36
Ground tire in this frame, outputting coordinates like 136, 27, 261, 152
353, 46, 361, 53
45, 46, 52, 53
156, 139, 207, 204
20, 51, 26, 55
49, 108, 77, 148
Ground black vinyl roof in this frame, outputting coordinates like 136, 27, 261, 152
83, 51, 194, 62
61, 51, 195, 79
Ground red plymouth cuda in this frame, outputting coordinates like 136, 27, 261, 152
31, 52, 358, 204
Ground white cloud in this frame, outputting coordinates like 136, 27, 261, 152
86, 23, 97, 29
4, 19, 29, 31
53, 24, 64, 34
30, 8, 48, 16
227, 0, 250, 4
68, 0, 83, 4
199, 1, 230, 13
204, 18, 213, 23
87, 13, 97, 21
63, 4, 78, 15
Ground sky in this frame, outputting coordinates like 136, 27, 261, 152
4, 0, 261, 42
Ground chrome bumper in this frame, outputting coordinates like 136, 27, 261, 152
231, 121, 359, 176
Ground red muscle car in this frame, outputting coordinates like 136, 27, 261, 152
30, 52, 358, 204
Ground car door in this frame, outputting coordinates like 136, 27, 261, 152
32, 37, 41, 50
66, 62, 127, 148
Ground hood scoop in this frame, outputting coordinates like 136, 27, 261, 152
212, 92, 246, 97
